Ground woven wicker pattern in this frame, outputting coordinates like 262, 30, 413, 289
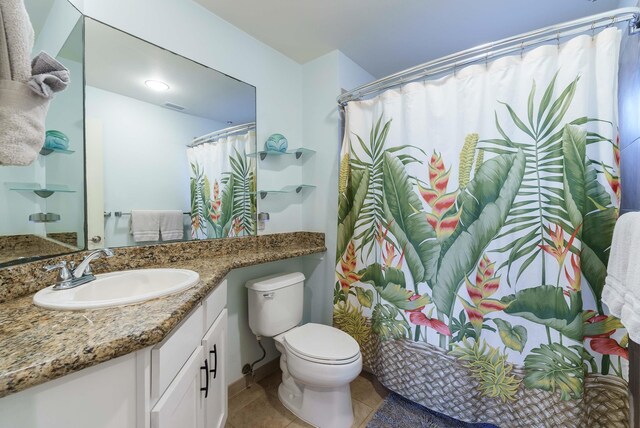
359, 338, 629, 428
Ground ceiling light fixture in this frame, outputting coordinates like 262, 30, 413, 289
145, 80, 170, 91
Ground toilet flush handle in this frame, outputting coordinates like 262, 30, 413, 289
263, 292, 275, 299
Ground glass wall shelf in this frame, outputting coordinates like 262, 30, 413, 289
247, 147, 315, 160
40, 147, 75, 156
252, 184, 315, 199
6, 182, 76, 198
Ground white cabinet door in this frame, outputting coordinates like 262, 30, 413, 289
202, 309, 227, 428
151, 345, 207, 428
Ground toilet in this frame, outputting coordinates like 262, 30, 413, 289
246, 272, 362, 428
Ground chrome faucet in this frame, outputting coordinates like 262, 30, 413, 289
43, 248, 114, 290
72, 248, 115, 279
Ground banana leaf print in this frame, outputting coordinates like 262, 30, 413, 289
382, 152, 440, 286
562, 124, 617, 311
433, 150, 526, 318
337, 167, 369, 263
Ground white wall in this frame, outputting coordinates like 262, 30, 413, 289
86, 86, 226, 247
301, 51, 374, 325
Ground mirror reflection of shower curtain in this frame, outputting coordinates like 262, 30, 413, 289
187, 128, 256, 240
336, 28, 627, 427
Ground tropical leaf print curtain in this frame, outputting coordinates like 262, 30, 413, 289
187, 128, 256, 239
335, 28, 628, 427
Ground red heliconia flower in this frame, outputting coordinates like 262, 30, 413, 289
539, 223, 581, 266
406, 294, 426, 313
383, 241, 396, 267
209, 180, 222, 222
408, 312, 452, 336
375, 221, 392, 247
564, 253, 581, 295
603, 166, 621, 204
584, 311, 617, 339
418, 151, 462, 240
460, 254, 508, 334
231, 217, 244, 236
590, 337, 628, 360
337, 240, 361, 292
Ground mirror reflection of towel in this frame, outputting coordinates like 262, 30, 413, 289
130, 211, 160, 242
159, 211, 184, 241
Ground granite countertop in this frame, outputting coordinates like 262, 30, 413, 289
0, 235, 325, 398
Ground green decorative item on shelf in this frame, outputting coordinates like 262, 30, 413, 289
265, 133, 288, 153
44, 130, 70, 151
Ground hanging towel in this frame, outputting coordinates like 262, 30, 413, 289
0, 79, 50, 165
159, 210, 184, 241
0, 0, 34, 83
28, 51, 69, 98
0, 0, 70, 166
130, 210, 160, 242
602, 212, 640, 342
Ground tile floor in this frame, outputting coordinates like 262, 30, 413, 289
226, 370, 389, 428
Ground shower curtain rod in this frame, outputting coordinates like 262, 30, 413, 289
188, 122, 256, 147
338, 7, 640, 106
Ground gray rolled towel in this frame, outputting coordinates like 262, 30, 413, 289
28, 51, 70, 98
0, 0, 34, 82
0, 79, 50, 166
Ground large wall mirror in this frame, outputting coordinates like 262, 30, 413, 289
84, 19, 257, 250
0, 9, 258, 267
0, 0, 85, 266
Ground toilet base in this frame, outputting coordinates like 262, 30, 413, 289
276, 354, 355, 428
278, 379, 354, 428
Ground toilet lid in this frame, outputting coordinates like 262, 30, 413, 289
283, 323, 360, 363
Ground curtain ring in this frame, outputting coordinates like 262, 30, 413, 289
591, 21, 596, 40
453, 62, 458, 77
556, 31, 561, 50
520, 41, 525, 59
485, 52, 489, 69
608, 16, 616, 28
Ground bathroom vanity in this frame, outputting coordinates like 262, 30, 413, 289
0, 232, 326, 428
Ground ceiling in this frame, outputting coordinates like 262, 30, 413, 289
84, 19, 256, 124
196, 0, 629, 79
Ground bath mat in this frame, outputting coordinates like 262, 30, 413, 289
367, 393, 499, 428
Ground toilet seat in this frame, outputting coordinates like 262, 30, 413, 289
283, 323, 360, 365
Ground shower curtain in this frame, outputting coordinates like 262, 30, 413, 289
336, 28, 627, 427
187, 127, 256, 239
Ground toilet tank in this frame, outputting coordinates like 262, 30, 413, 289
245, 272, 305, 337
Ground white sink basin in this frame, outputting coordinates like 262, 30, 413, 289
33, 268, 200, 310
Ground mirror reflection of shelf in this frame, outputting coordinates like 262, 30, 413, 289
29, 213, 61, 223
247, 147, 316, 161
39, 147, 75, 156
5, 182, 76, 198
252, 184, 316, 200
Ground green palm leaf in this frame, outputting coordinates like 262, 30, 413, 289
228, 149, 256, 236
483, 75, 582, 285
351, 116, 391, 261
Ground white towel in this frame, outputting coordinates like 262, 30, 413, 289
130, 210, 160, 242
602, 212, 640, 342
159, 210, 184, 241
0, 0, 34, 82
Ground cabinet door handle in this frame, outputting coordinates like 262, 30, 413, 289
200, 358, 209, 398
209, 345, 217, 379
